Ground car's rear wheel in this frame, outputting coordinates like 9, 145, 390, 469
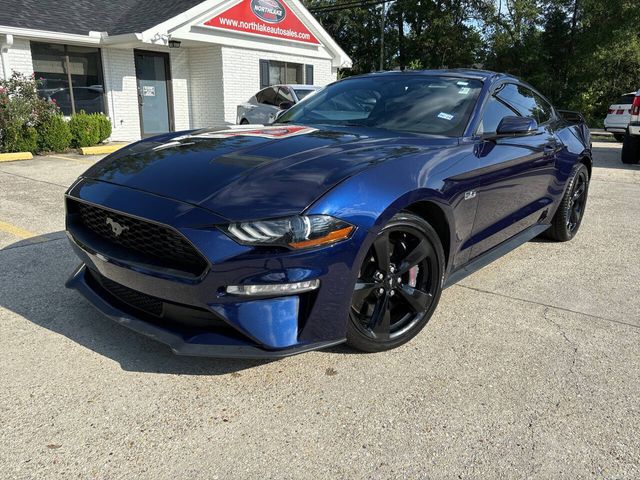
621, 132, 640, 164
545, 163, 590, 242
347, 213, 444, 352
613, 133, 625, 142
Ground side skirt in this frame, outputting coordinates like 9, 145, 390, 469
443, 224, 550, 288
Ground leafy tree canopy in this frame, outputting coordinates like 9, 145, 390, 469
304, 0, 640, 125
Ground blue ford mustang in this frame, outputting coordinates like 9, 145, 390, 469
65, 69, 592, 358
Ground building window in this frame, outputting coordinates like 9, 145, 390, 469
259, 59, 313, 88
31, 42, 105, 116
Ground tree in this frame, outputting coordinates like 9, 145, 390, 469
304, 0, 640, 124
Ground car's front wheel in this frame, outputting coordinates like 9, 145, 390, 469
545, 163, 590, 242
347, 213, 444, 352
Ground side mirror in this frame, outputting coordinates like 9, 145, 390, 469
272, 107, 291, 123
495, 116, 538, 137
278, 101, 294, 111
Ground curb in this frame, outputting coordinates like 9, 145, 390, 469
0, 152, 34, 162
79, 144, 127, 155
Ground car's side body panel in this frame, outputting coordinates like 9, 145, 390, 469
465, 130, 558, 256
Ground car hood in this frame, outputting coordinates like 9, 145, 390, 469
83, 125, 456, 221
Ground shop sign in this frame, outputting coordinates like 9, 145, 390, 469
202, 0, 320, 45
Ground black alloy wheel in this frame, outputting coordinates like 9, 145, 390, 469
347, 213, 444, 352
566, 170, 588, 234
545, 163, 590, 241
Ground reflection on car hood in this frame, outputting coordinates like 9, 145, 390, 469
82, 125, 456, 221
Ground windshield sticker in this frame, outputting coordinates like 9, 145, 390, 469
437, 112, 455, 121
456, 81, 469, 86
458, 87, 471, 95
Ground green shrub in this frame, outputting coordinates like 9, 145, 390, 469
0, 72, 58, 153
1, 123, 37, 153
91, 113, 112, 143
69, 111, 100, 148
37, 114, 72, 153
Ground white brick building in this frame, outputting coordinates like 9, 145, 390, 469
0, 0, 351, 141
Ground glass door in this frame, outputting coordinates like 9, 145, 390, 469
134, 50, 173, 137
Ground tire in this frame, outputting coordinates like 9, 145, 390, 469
613, 133, 625, 142
545, 163, 590, 242
240, 118, 249, 125
346, 212, 444, 352
621, 132, 640, 164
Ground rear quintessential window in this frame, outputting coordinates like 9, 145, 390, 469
31, 42, 105, 116
278, 75, 482, 136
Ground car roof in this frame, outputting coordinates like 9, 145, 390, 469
349, 68, 518, 83
257, 85, 319, 93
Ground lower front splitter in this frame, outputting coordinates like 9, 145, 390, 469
66, 264, 345, 359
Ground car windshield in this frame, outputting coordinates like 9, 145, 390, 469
294, 88, 316, 101
278, 75, 482, 136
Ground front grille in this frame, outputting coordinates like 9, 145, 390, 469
94, 273, 164, 317
85, 269, 233, 332
99, 274, 163, 316
67, 199, 208, 277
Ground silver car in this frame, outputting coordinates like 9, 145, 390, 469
237, 85, 319, 125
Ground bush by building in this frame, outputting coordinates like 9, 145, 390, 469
68, 111, 101, 148
92, 112, 112, 143
0, 72, 112, 153
37, 113, 72, 153
0, 72, 56, 153
1, 123, 37, 153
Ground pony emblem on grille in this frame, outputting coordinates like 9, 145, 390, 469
106, 217, 129, 237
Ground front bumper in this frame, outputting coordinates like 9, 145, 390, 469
64, 179, 364, 357
66, 264, 344, 358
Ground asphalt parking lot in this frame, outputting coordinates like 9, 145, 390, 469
1, 143, 639, 479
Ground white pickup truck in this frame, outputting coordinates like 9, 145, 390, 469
622, 90, 640, 164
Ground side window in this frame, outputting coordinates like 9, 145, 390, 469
276, 87, 294, 105
257, 87, 277, 106
496, 83, 552, 125
532, 92, 553, 124
255, 89, 267, 104
477, 96, 520, 135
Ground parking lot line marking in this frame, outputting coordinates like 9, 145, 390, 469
0, 170, 68, 189
0, 220, 37, 239
47, 155, 94, 165
455, 283, 640, 331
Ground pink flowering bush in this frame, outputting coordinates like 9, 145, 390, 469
0, 72, 63, 153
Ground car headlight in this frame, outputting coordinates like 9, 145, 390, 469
220, 215, 354, 249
